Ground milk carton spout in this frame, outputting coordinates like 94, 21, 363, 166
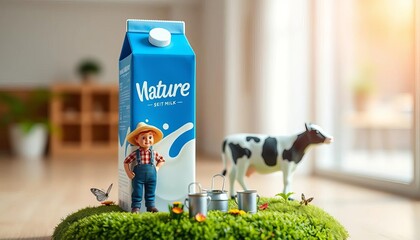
149, 28, 171, 47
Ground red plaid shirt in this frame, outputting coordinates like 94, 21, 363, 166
124, 148, 165, 165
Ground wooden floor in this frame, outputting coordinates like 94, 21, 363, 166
0, 155, 419, 240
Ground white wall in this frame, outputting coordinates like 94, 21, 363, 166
0, 0, 201, 86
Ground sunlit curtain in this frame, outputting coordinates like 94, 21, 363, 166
250, 0, 311, 134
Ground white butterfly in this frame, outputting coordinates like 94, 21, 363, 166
90, 183, 113, 202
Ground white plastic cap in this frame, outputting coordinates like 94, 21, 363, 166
148, 28, 171, 47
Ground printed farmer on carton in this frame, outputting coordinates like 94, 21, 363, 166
124, 122, 165, 213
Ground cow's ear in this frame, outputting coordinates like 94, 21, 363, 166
305, 123, 310, 131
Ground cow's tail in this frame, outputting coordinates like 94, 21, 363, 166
221, 139, 227, 176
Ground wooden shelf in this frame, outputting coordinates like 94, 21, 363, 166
50, 83, 118, 156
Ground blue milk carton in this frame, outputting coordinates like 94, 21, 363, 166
118, 20, 195, 212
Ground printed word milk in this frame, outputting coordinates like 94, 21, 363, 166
118, 20, 196, 212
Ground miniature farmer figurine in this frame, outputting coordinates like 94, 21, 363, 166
124, 122, 165, 213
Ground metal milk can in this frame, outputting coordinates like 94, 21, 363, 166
184, 182, 211, 218
207, 174, 229, 212
235, 190, 260, 214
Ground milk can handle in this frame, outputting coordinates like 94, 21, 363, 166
188, 182, 202, 194
257, 194, 261, 204
234, 195, 238, 205
184, 198, 189, 209
207, 196, 211, 207
211, 174, 226, 191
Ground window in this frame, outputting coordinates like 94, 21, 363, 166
313, 0, 420, 195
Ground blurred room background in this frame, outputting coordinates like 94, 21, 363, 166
0, 0, 419, 238
0, 0, 420, 239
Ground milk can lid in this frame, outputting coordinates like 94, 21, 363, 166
188, 192, 208, 197
148, 27, 171, 47
237, 190, 257, 193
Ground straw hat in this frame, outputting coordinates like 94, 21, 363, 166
126, 122, 163, 146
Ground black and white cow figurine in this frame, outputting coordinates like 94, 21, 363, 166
221, 123, 333, 198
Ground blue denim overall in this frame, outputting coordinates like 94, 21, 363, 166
131, 148, 157, 209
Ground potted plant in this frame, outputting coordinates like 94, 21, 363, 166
352, 66, 376, 111
77, 58, 102, 83
0, 89, 53, 158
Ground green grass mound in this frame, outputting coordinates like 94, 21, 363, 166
53, 198, 348, 239
53, 205, 124, 240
